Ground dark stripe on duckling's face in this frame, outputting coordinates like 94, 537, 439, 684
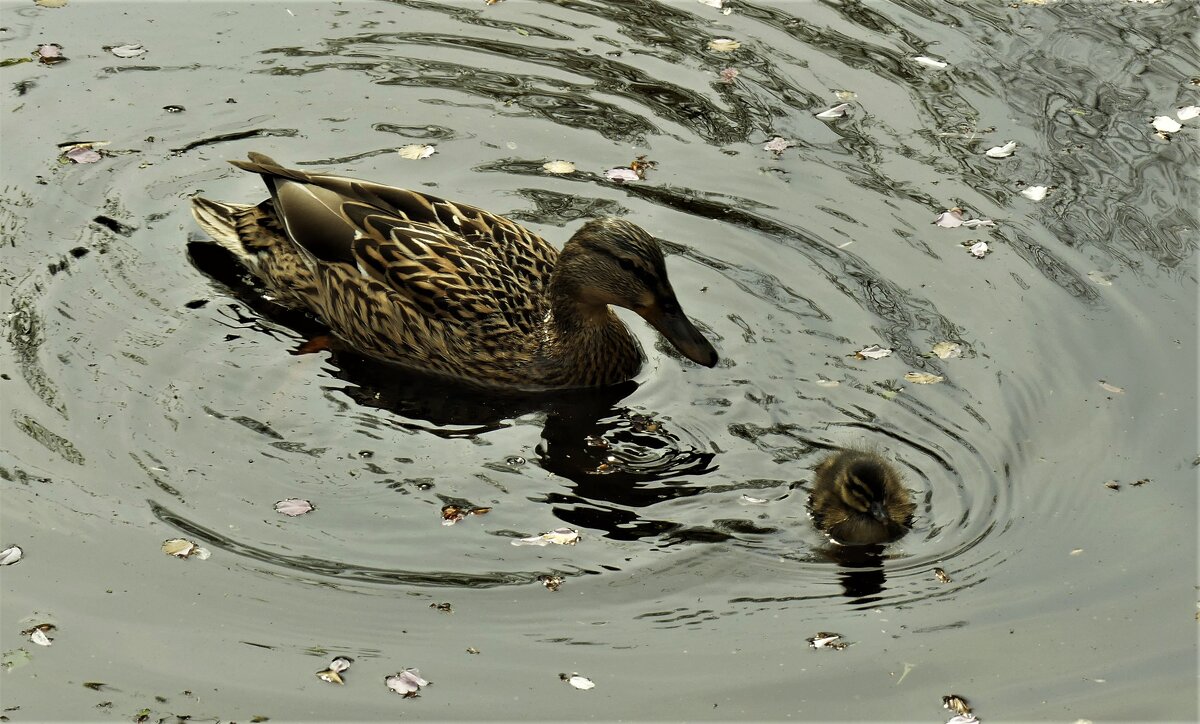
840, 463, 887, 512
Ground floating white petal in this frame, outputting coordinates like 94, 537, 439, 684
513, 527, 581, 546
1020, 185, 1049, 201
708, 38, 741, 52
913, 56, 948, 69
542, 160, 575, 174
985, 141, 1017, 158
932, 341, 963, 359
968, 241, 990, 258
815, 103, 851, 120
1177, 105, 1200, 121
960, 218, 995, 228
856, 344, 892, 360
1151, 116, 1181, 133
386, 669, 430, 696
763, 136, 794, 153
0, 545, 22, 565
398, 144, 436, 160
109, 43, 147, 58
566, 674, 595, 690
604, 167, 639, 182
934, 209, 964, 228
275, 498, 314, 516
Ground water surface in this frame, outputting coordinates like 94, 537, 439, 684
1, 0, 1196, 720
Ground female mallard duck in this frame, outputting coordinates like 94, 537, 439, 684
807, 449, 916, 545
190, 153, 718, 390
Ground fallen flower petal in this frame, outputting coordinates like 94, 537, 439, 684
561, 673, 595, 690
763, 136, 794, 154
161, 538, 210, 559
912, 56, 948, 69
65, 147, 102, 164
385, 669, 430, 697
959, 218, 995, 228
934, 209, 964, 228
719, 67, 739, 83
904, 371, 944, 384
23, 624, 56, 647
1020, 185, 1049, 201
33, 43, 67, 65
542, 160, 575, 174
1177, 105, 1199, 121
854, 344, 892, 360
108, 43, 147, 58
814, 103, 851, 120
275, 498, 314, 517
397, 144, 436, 160
984, 141, 1017, 158
1151, 116, 1181, 133
605, 167, 640, 182
512, 527, 581, 546
708, 38, 740, 52
967, 241, 990, 258
316, 669, 344, 685
807, 631, 849, 650
931, 341, 963, 359
0, 545, 23, 565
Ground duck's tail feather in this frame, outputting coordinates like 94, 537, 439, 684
190, 196, 258, 268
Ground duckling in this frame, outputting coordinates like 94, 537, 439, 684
189, 153, 718, 390
807, 449, 915, 545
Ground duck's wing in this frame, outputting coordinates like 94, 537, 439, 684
231, 154, 556, 333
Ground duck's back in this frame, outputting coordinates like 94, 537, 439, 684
195, 154, 561, 382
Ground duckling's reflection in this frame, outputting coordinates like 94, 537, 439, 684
813, 543, 890, 604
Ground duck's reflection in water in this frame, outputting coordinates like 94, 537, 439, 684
191, 241, 718, 541
330, 354, 718, 540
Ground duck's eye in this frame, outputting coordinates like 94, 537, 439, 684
615, 257, 638, 273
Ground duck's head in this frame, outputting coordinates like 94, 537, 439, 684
554, 218, 718, 368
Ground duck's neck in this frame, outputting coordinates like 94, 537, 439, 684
539, 277, 644, 387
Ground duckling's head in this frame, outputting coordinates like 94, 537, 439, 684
808, 449, 915, 545
554, 218, 718, 368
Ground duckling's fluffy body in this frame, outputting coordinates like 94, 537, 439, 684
190, 153, 717, 390
808, 449, 916, 545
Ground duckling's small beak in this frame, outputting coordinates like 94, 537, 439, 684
641, 298, 719, 368
869, 500, 888, 522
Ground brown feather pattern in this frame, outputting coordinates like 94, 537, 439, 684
189, 153, 718, 390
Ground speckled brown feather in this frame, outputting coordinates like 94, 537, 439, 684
188, 153, 717, 389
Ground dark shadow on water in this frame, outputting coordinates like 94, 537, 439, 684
814, 543, 890, 605
187, 241, 718, 548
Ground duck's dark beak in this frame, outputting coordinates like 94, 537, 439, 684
869, 500, 888, 522
640, 298, 718, 368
